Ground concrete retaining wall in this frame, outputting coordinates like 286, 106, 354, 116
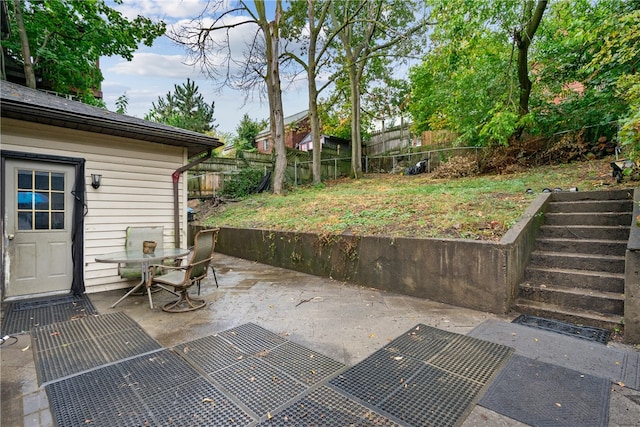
194, 189, 640, 344
217, 228, 510, 313
500, 193, 551, 302
205, 193, 552, 316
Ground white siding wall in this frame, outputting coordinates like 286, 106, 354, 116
2, 118, 189, 293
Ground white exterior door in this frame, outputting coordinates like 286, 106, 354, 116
4, 159, 75, 297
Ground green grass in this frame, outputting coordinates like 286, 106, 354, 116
202, 158, 628, 241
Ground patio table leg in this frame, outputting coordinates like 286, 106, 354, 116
111, 278, 145, 308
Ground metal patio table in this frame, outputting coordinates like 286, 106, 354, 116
96, 248, 190, 309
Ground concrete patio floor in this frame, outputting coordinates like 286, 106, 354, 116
1, 253, 639, 426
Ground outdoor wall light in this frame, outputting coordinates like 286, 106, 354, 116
91, 174, 102, 189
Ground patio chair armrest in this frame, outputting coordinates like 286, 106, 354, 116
190, 256, 214, 268
148, 263, 187, 279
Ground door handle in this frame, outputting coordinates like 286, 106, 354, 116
7, 234, 14, 240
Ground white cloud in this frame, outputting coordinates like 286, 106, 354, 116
113, 0, 209, 21
106, 52, 197, 78
101, 0, 310, 134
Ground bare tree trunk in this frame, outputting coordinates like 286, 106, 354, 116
515, 0, 547, 117
263, 1, 286, 195
309, 83, 322, 183
11, 0, 37, 89
307, 1, 322, 185
349, 63, 362, 178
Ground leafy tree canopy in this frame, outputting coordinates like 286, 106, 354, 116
2, 0, 165, 103
234, 114, 267, 151
408, 0, 637, 148
145, 79, 217, 134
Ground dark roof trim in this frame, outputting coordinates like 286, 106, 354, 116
1, 81, 222, 158
257, 109, 309, 137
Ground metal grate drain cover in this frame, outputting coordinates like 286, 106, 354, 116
115, 349, 202, 398
258, 385, 402, 426
33, 312, 161, 384
330, 324, 514, 427
218, 322, 287, 354
429, 335, 516, 384
1, 293, 98, 335
384, 324, 461, 361
46, 349, 254, 426
512, 314, 612, 344
46, 360, 153, 427
380, 364, 482, 427
175, 334, 248, 374
329, 348, 424, 405
212, 357, 307, 418
142, 377, 254, 426
260, 341, 346, 386
44, 321, 513, 427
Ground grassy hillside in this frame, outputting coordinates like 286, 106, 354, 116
200, 158, 630, 241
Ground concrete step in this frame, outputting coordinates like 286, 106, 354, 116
513, 299, 624, 332
544, 211, 632, 226
514, 189, 633, 334
535, 237, 627, 256
518, 282, 624, 315
546, 199, 634, 213
538, 225, 631, 240
529, 250, 625, 273
550, 188, 634, 202
523, 266, 625, 293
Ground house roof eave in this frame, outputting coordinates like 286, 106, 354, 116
1, 81, 222, 158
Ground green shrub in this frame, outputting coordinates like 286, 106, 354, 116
222, 168, 266, 198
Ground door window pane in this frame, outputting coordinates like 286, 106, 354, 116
18, 212, 32, 230
51, 173, 64, 191
35, 192, 49, 210
35, 212, 49, 230
18, 170, 32, 189
17, 191, 33, 210
35, 171, 50, 190
51, 212, 64, 229
51, 193, 64, 210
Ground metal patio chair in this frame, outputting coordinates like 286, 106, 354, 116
148, 228, 219, 312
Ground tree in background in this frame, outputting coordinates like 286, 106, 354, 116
514, 1, 548, 118
283, 0, 340, 185
115, 93, 128, 114
284, 1, 386, 184
171, 0, 288, 194
532, 0, 638, 143
3, 0, 165, 103
364, 78, 411, 133
408, 31, 515, 145
145, 79, 217, 134
408, 0, 548, 146
408, 0, 635, 149
583, 6, 639, 159
328, 0, 428, 177
235, 114, 267, 151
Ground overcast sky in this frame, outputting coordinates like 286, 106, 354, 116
100, 0, 310, 135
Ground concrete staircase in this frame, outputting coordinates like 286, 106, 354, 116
514, 189, 634, 331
